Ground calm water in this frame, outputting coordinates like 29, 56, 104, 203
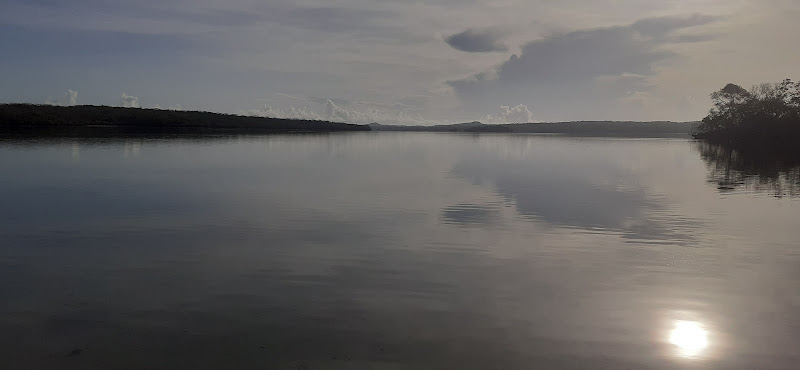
1, 133, 799, 369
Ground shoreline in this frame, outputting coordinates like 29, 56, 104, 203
1, 103, 698, 138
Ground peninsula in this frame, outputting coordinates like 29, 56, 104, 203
0, 104, 369, 136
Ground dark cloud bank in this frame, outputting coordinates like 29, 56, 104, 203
445, 28, 509, 52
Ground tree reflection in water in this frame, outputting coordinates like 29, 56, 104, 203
697, 141, 800, 197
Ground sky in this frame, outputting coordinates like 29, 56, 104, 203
0, 0, 798, 124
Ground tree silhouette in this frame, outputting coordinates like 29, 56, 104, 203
693, 79, 800, 148
694, 79, 800, 196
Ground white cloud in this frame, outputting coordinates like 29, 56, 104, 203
66, 89, 78, 105
247, 97, 446, 125
483, 105, 535, 123
249, 96, 537, 125
324, 99, 448, 125
44, 89, 78, 106
121, 93, 140, 108
248, 105, 323, 121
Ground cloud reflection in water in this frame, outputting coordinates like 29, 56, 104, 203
448, 138, 702, 244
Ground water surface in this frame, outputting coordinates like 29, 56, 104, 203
1, 133, 799, 369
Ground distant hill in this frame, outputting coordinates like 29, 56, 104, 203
369, 121, 511, 132
0, 104, 369, 136
369, 120, 697, 135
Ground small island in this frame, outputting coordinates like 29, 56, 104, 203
0, 104, 370, 136
692, 79, 800, 150
693, 79, 800, 196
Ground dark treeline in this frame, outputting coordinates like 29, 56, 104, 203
693, 79, 800, 196
0, 104, 369, 136
692, 79, 800, 148
370, 121, 694, 135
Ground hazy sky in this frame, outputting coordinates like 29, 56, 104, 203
1, 0, 797, 124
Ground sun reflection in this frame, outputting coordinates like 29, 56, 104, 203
669, 320, 708, 358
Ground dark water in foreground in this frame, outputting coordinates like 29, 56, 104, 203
1, 133, 799, 369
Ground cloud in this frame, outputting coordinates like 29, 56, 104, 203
446, 15, 717, 121
247, 98, 444, 125
66, 89, 78, 105
44, 89, 78, 106
483, 104, 535, 123
322, 99, 440, 125
121, 93, 140, 108
445, 28, 509, 53
2, 0, 796, 124
249, 105, 324, 121
631, 14, 717, 39
309, 97, 351, 106
396, 95, 431, 110
251, 96, 537, 125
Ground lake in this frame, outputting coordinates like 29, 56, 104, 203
1, 133, 799, 369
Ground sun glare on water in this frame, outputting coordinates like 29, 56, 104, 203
669, 320, 709, 358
